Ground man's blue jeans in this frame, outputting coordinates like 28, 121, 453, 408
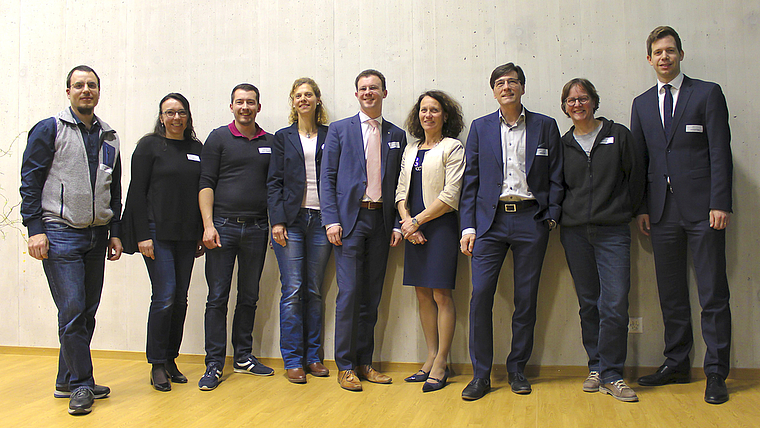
203, 216, 268, 368
560, 223, 631, 383
272, 208, 332, 369
42, 222, 109, 390
143, 224, 197, 364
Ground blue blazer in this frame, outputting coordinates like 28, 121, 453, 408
320, 114, 407, 238
267, 123, 328, 226
630, 75, 732, 223
459, 109, 563, 238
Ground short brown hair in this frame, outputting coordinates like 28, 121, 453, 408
647, 26, 683, 56
355, 69, 386, 91
490, 63, 525, 89
404, 90, 464, 141
560, 78, 600, 118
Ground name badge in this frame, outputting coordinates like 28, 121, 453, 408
686, 125, 704, 133
536, 148, 548, 156
99, 164, 113, 174
187, 154, 200, 162
259, 147, 272, 154
600, 137, 614, 145
389, 141, 401, 149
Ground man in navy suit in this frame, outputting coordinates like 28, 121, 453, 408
320, 69, 406, 391
631, 26, 733, 405
459, 63, 563, 400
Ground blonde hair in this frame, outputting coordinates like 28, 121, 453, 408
288, 77, 328, 125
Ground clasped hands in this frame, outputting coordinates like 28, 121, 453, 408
400, 217, 426, 245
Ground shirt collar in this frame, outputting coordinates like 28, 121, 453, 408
499, 107, 526, 128
69, 107, 100, 128
359, 111, 383, 126
658, 72, 684, 92
228, 121, 266, 140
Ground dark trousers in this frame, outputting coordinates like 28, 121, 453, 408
203, 216, 268, 368
42, 222, 109, 390
650, 193, 731, 377
143, 224, 197, 364
333, 208, 390, 371
468, 208, 550, 378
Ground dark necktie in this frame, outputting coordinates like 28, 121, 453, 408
663, 83, 673, 137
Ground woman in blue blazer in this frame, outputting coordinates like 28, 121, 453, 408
267, 78, 332, 384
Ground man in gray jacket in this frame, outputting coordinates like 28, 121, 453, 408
20, 65, 123, 416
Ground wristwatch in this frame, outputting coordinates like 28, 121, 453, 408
547, 219, 557, 230
411, 217, 419, 227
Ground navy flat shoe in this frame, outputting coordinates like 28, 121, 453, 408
422, 368, 449, 392
404, 369, 429, 382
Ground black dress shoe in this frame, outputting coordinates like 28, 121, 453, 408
637, 365, 690, 386
462, 378, 491, 400
150, 367, 171, 392
422, 368, 449, 392
404, 369, 429, 382
508, 372, 532, 394
704, 373, 729, 404
165, 360, 188, 384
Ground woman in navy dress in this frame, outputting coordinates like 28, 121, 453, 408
267, 78, 332, 384
396, 90, 465, 392
122, 93, 204, 391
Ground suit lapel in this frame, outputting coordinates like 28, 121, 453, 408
316, 125, 327, 159
668, 76, 692, 146
350, 115, 367, 177
524, 110, 538, 174
287, 124, 304, 160
381, 120, 391, 179
487, 112, 503, 176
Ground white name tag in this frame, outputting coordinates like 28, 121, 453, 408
536, 148, 548, 156
259, 147, 272, 154
187, 154, 200, 162
389, 141, 401, 149
686, 125, 704, 133
600, 137, 614, 145
99, 164, 113, 174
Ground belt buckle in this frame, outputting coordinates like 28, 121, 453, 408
504, 203, 517, 213
236, 217, 246, 223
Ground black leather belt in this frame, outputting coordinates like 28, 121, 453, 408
229, 217, 266, 223
498, 200, 537, 213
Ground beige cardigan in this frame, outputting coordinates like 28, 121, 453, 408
395, 137, 465, 211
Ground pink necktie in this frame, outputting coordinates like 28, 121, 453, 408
366, 119, 382, 201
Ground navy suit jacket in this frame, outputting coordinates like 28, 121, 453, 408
267, 123, 328, 226
320, 114, 407, 238
460, 109, 563, 238
630, 75, 732, 223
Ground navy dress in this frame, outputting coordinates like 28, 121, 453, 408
403, 149, 459, 289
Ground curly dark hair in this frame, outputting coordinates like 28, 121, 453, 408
404, 90, 464, 141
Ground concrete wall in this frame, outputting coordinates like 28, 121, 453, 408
1, 0, 758, 370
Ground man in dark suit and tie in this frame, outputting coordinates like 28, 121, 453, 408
631, 26, 733, 405
459, 63, 563, 401
320, 69, 407, 391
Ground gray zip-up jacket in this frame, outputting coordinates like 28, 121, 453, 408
21, 108, 121, 235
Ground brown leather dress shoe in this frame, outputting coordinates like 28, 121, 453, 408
338, 370, 362, 391
356, 365, 392, 384
287, 368, 307, 384
308, 362, 330, 377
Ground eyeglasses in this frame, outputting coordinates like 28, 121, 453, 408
494, 78, 522, 89
163, 110, 188, 118
565, 96, 591, 106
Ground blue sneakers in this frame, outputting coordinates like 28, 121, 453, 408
198, 363, 223, 390
233, 354, 274, 376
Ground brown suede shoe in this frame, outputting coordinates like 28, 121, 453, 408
287, 368, 307, 384
356, 365, 392, 384
308, 362, 330, 377
338, 370, 362, 391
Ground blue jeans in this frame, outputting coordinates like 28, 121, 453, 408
203, 216, 268, 367
560, 224, 631, 383
143, 224, 197, 364
42, 222, 109, 390
272, 209, 332, 369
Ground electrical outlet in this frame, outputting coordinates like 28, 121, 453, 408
629, 317, 643, 334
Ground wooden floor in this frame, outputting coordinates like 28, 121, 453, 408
2, 350, 759, 428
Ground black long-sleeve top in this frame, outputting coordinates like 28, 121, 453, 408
122, 134, 203, 250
